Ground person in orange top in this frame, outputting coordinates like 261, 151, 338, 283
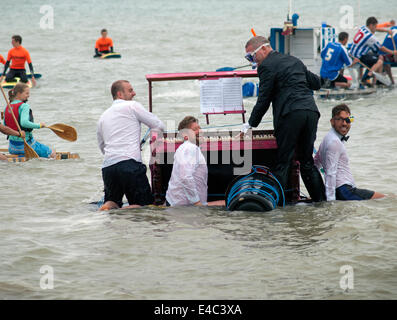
0, 54, 5, 65
94, 29, 114, 57
377, 20, 396, 29
0, 35, 36, 86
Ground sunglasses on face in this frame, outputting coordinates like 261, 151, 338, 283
333, 116, 354, 124
245, 43, 270, 63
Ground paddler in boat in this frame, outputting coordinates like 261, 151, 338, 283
3, 83, 55, 158
320, 32, 360, 89
0, 35, 37, 86
349, 17, 397, 87
94, 29, 114, 58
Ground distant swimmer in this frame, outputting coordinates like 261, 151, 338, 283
0, 54, 5, 65
314, 104, 385, 201
0, 35, 36, 86
165, 116, 225, 207
3, 83, 55, 158
94, 29, 114, 58
320, 32, 360, 89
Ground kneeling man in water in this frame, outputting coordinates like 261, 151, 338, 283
165, 116, 225, 207
314, 103, 385, 201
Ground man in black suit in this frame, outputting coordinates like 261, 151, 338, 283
241, 36, 326, 202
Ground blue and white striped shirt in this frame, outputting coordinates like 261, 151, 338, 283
349, 26, 382, 58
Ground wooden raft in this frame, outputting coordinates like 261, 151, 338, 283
0, 148, 80, 162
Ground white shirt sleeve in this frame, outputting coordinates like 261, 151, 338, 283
323, 140, 342, 201
132, 102, 165, 131
96, 119, 105, 155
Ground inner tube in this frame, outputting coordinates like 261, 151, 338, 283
225, 166, 285, 212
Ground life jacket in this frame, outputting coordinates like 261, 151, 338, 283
4, 101, 34, 133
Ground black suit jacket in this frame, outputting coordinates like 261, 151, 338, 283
248, 51, 321, 129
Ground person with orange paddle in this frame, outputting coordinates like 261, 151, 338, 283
3, 83, 55, 158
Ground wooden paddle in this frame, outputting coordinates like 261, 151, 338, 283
44, 123, 77, 142
0, 86, 39, 159
356, 59, 392, 86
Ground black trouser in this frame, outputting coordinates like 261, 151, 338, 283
273, 110, 326, 202
5, 68, 28, 83
102, 159, 154, 208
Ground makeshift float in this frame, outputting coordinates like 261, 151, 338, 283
146, 70, 305, 212
0, 148, 80, 162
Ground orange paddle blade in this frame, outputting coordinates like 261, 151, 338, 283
47, 123, 77, 142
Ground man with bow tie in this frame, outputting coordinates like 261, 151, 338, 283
314, 104, 385, 201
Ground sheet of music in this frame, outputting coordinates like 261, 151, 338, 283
222, 77, 243, 111
200, 77, 243, 113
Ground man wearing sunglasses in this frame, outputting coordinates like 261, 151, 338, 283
314, 104, 384, 201
241, 36, 326, 203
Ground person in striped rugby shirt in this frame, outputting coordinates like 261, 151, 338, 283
349, 17, 397, 86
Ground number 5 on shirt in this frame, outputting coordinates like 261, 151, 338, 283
325, 48, 334, 61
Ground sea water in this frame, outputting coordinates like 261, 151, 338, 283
0, 0, 397, 299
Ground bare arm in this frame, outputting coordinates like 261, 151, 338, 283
0, 123, 24, 138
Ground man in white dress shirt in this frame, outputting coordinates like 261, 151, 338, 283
314, 104, 384, 201
97, 80, 165, 210
165, 116, 225, 207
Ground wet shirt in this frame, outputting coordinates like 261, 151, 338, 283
6, 46, 32, 69
314, 128, 355, 201
95, 37, 113, 52
320, 42, 352, 80
97, 99, 165, 168
349, 26, 382, 58
166, 140, 208, 206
